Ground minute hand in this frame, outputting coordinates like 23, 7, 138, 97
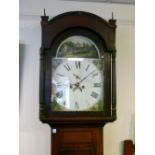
79, 70, 96, 83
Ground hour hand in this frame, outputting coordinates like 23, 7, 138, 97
73, 85, 82, 92
73, 73, 80, 79
70, 83, 82, 92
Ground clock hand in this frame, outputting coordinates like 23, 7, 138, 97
72, 83, 83, 92
70, 70, 95, 92
73, 73, 81, 79
79, 70, 96, 83
73, 86, 82, 92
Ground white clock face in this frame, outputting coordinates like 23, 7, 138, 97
52, 58, 104, 111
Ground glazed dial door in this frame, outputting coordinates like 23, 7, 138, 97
52, 58, 104, 111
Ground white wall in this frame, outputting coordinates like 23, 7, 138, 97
19, 1, 135, 155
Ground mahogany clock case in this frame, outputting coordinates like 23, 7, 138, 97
39, 11, 117, 127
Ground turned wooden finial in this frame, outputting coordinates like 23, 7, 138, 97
112, 12, 114, 20
44, 8, 46, 16
109, 12, 116, 27
41, 8, 49, 25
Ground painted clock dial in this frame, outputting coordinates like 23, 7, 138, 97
56, 36, 100, 58
51, 58, 104, 111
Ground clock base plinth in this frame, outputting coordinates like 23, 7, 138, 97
51, 127, 103, 155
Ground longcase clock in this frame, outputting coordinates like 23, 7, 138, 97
39, 11, 117, 155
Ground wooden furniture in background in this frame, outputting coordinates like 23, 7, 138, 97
124, 140, 135, 155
